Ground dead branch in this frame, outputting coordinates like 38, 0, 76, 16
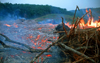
0, 33, 43, 53
89, 9, 92, 25
72, 58, 85, 63
72, 6, 79, 25
59, 42, 95, 63
0, 40, 43, 52
75, 46, 94, 50
76, 11, 90, 27
53, 31, 65, 33
61, 17, 68, 36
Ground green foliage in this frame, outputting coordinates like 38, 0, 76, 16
34, 14, 74, 23
0, 2, 74, 19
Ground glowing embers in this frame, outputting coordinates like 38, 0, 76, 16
33, 54, 52, 63
35, 35, 41, 41
4, 24, 11, 27
13, 23, 18, 28
28, 34, 34, 39
30, 34, 57, 50
38, 27, 42, 30
4, 23, 18, 28
45, 54, 52, 57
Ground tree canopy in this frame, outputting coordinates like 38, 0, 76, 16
0, 2, 74, 20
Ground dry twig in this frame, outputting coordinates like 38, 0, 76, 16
72, 6, 80, 25
61, 17, 68, 36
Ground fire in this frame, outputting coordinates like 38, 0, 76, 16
4, 24, 11, 27
79, 18, 100, 29
66, 17, 100, 29
65, 9, 100, 29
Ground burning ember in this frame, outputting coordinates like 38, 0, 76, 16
4, 24, 11, 27
13, 23, 18, 28
4, 23, 18, 28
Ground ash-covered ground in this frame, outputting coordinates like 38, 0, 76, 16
0, 19, 67, 63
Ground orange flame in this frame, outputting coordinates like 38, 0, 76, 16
65, 9, 100, 29
4, 24, 11, 27
66, 17, 100, 29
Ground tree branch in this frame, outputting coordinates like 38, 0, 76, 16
0, 33, 43, 53
59, 42, 95, 63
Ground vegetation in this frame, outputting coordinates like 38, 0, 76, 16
0, 2, 74, 20
34, 14, 74, 23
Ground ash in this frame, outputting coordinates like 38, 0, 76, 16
0, 19, 68, 63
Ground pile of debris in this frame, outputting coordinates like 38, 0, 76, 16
56, 18, 100, 63
30, 6, 100, 63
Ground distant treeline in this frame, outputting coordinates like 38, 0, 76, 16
0, 2, 73, 20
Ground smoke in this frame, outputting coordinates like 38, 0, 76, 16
0, 9, 26, 21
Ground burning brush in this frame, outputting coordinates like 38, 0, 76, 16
55, 7, 100, 63
30, 6, 100, 63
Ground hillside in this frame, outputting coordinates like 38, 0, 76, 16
34, 14, 74, 24
0, 2, 74, 21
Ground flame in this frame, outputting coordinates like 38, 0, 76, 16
4, 24, 11, 27
66, 17, 100, 29
86, 8, 89, 17
65, 9, 100, 29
